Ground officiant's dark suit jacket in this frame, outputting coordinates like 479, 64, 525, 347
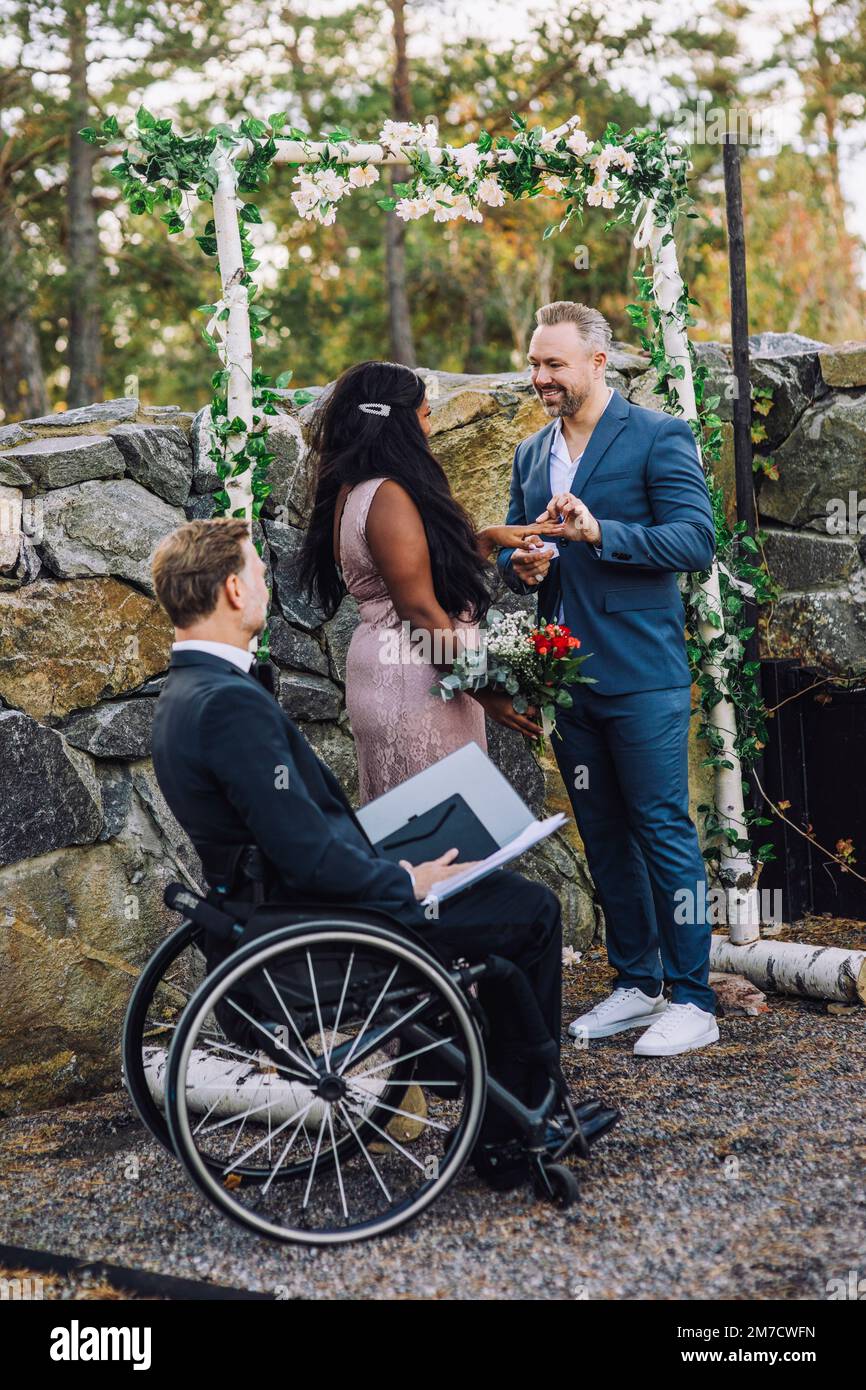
151, 649, 427, 927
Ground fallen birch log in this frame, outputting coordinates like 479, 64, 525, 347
710, 934, 866, 1005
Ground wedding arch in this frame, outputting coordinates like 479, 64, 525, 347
81, 108, 774, 933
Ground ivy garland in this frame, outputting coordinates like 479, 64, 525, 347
81, 106, 775, 867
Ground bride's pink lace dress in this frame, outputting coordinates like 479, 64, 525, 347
339, 476, 487, 804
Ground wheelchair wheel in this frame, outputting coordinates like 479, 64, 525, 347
122, 919, 207, 1154
165, 920, 486, 1245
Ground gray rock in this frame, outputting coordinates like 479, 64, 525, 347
761, 527, 862, 591
484, 719, 546, 819
0, 453, 33, 487
759, 391, 866, 531
258, 412, 310, 525
302, 720, 359, 804
138, 405, 195, 431
61, 698, 157, 759
762, 588, 866, 672
190, 405, 221, 494
267, 613, 329, 676
22, 397, 138, 430
263, 518, 325, 630
750, 353, 821, 447
0, 434, 125, 490
0, 485, 21, 571
749, 332, 830, 357
323, 596, 360, 684
0, 424, 33, 449
278, 671, 342, 721
108, 424, 193, 506
38, 478, 185, 593
183, 493, 215, 521
0, 710, 103, 866
94, 763, 134, 840
128, 758, 202, 880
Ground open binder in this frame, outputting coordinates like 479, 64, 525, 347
356, 741, 566, 905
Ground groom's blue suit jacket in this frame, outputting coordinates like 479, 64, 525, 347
496, 388, 716, 695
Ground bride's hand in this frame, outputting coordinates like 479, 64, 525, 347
471, 687, 543, 739
536, 494, 601, 545
477, 519, 564, 560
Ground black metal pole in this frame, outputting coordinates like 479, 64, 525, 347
722, 134, 759, 670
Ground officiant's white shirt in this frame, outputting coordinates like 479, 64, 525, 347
545, 385, 613, 620
172, 639, 255, 672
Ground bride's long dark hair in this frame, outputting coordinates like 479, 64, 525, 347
298, 360, 491, 622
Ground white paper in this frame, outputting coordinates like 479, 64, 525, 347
422, 812, 567, 906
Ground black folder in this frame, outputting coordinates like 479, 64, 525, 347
374, 793, 499, 865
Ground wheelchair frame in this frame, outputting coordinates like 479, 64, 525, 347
122, 876, 613, 1244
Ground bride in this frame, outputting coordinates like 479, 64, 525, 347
298, 360, 563, 802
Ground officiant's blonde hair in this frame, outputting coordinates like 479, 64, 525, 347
534, 301, 612, 353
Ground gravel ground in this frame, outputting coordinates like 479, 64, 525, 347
2, 917, 865, 1301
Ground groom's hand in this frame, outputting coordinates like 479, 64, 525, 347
400, 848, 479, 901
511, 534, 555, 587
540, 494, 602, 546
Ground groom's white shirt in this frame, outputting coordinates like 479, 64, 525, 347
172, 639, 255, 672
546, 386, 613, 619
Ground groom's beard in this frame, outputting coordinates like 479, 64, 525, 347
536, 384, 588, 417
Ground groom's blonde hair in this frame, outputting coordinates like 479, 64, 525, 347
535, 301, 612, 354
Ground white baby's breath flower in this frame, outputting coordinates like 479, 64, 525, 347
601, 186, 618, 208
314, 168, 348, 201
562, 946, 583, 968
394, 197, 429, 221
615, 148, 636, 174
566, 128, 590, 157
453, 192, 483, 222
447, 142, 482, 180
543, 174, 566, 195
477, 175, 505, 207
348, 163, 380, 187
585, 182, 605, 207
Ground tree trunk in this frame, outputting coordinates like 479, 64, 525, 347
0, 199, 47, 419
67, 0, 102, 406
385, 0, 415, 365
710, 935, 866, 1004
464, 289, 487, 373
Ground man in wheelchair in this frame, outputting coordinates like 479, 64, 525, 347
149, 518, 619, 1196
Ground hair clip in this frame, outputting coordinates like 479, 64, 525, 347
358, 402, 391, 416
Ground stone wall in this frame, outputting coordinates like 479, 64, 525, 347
1, 332, 864, 1113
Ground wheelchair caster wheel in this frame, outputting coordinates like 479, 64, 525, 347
543, 1163, 580, 1209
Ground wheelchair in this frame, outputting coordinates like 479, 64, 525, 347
122, 845, 619, 1246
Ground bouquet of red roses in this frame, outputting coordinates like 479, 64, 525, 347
434, 608, 595, 754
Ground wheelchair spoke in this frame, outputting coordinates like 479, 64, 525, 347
328, 951, 354, 1062
338, 965, 399, 1073
261, 1102, 319, 1197
326, 1107, 349, 1221
336, 992, 433, 1076
342, 1103, 427, 1172
223, 1097, 316, 1175
302, 1115, 328, 1209
306, 951, 332, 1069
224, 994, 319, 1080
262, 968, 317, 1070
336, 1102, 392, 1204
343, 1082, 449, 1132
351, 1034, 455, 1081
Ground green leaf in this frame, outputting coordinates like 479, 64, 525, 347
135, 106, 156, 131
275, 371, 293, 389
79, 127, 99, 144
376, 196, 397, 211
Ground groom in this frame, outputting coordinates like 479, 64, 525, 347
498, 300, 719, 1057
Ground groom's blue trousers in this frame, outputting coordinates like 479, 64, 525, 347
552, 683, 716, 1014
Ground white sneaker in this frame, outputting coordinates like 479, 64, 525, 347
568, 986, 667, 1041
633, 1002, 719, 1057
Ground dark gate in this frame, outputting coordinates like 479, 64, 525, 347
759, 660, 866, 922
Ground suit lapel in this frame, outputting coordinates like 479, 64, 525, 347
571, 389, 629, 500
526, 424, 557, 523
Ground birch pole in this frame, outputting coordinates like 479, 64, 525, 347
636, 203, 760, 943
211, 149, 255, 523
